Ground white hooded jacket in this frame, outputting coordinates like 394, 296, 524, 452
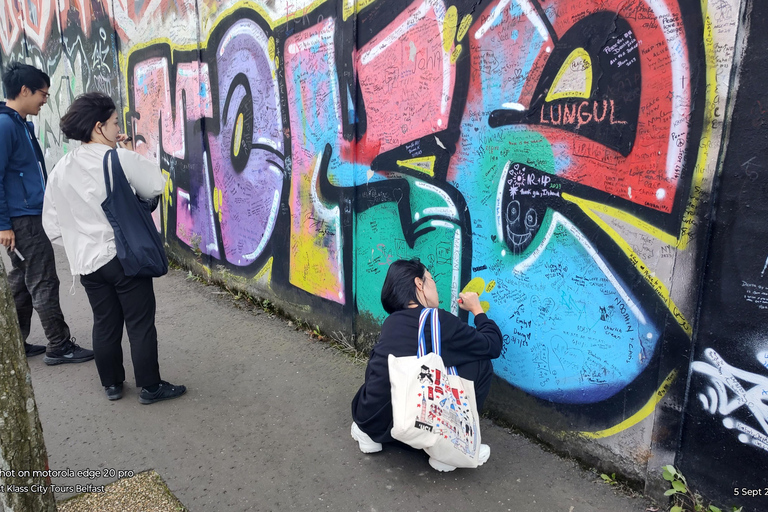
42, 143, 167, 276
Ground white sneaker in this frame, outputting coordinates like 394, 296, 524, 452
351, 423, 383, 453
428, 444, 491, 472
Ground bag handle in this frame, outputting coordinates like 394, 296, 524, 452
102, 149, 119, 194
417, 308, 457, 375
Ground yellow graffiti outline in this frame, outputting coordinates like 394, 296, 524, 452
442, 6, 458, 53
457, 14, 472, 42
161, 170, 172, 237
253, 256, 274, 285
545, 48, 592, 102
396, 156, 436, 176
343, 0, 378, 21
577, 370, 678, 439
563, 193, 692, 336
676, 0, 718, 251
120, 0, 292, 125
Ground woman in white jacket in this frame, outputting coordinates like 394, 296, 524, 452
43, 92, 185, 404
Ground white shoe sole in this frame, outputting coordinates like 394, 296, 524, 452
429, 444, 491, 472
351, 423, 383, 453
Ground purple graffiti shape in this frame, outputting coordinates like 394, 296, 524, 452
208, 19, 284, 266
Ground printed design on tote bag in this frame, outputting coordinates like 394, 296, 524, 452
414, 367, 478, 456
414, 308, 479, 457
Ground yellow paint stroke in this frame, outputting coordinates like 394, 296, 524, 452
462, 277, 485, 294
343, 0, 377, 21
563, 193, 692, 336
677, 2, 717, 251
267, 36, 275, 61
289, 153, 343, 302
563, 193, 678, 246
450, 44, 462, 64
233, 113, 244, 157
268, 36, 277, 77
396, 156, 436, 176
213, 187, 223, 223
578, 370, 678, 439
546, 48, 592, 102
162, 170, 172, 237
461, 277, 489, 312
485, 280, 496, 293
457, 15, 472, 42
252, 256, 274, 286
443, 6, 458, 53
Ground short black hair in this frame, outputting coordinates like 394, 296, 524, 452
381, 258, 428, 314
2, 62, 50, 99
60, 92, 116, 142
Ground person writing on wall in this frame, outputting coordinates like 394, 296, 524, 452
0, 62, 94, 364
42, 92, 186, 404
351, 258, 503, 471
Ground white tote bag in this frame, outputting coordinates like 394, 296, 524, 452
388, 308, 481, 468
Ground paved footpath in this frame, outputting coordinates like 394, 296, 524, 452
10, 249, 655, 512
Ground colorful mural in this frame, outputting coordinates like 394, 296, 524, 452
1, 0, 755, 506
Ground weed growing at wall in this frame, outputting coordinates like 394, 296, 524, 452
662, 466, 742, 512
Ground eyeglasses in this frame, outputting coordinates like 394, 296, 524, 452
36, 90, 50, 99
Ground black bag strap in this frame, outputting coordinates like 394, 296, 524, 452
103, 149, 126, 196
102, 150, 111, 192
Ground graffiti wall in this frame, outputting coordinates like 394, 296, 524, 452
0, 0, 758, 505
677, 0, 768, 510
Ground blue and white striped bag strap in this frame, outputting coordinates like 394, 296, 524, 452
428, 308, 458, 376
417, 308, 456, 374
417, 308, 431, 357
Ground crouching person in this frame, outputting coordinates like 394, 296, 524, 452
351, 258, 502, 471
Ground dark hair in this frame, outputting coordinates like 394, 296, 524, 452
60, 92, 116, 142
2, 62, 50, 99
381, 258, 428, 314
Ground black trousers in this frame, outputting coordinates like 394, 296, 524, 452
8, 215, 71, 350
80, 257, 161, 388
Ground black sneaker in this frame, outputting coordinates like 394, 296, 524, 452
139, 381, 186, 405
43, 339, 95, 365
24, 343, 46, 357
104, 383, 123, 401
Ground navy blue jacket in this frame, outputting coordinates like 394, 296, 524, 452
0, 102, 48, 230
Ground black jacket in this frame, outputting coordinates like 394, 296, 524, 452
351, 306, 502, 443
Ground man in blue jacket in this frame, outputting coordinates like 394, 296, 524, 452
0, 63, 93, 364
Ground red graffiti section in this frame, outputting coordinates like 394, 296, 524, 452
357, 0, 457, 159
0, 0, 23, 54
469, 0, 689, 213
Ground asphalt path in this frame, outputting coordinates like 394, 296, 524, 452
4, 248, 654, 512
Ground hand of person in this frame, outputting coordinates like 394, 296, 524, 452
0, 229, 15, 251
117, 134, 133, 150
458, 292, 484, 316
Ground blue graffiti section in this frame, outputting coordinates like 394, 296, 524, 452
485, 210, 658, 404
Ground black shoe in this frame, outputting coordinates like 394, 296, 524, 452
105, 383, 123, 401
43, 338, 95, 365
139, 381, 186, 405
24, 343, 46, 357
